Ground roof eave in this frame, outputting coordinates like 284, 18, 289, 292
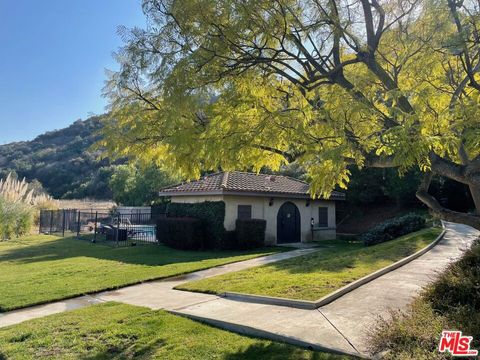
158, 190, 224, 197
159, 189, 344, 200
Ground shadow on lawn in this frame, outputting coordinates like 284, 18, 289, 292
258, 230, 435, 275
223, 343, 346, 360
0, 230, 433, 274
0, 236, 278, 267
79, 339, 167, 360
78, 340, 340, 360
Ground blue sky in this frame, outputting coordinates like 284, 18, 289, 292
0, 0, 146, 144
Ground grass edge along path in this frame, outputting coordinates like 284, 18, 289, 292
177, 228, 442, 301
0, 234, 285, 312
0, 302, 353, 360
367, 237, 479, 359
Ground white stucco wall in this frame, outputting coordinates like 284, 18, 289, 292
170, 195, 224, 203
222, 195, 265, 231
310, 199, 336, 241
169, 194, 337, 244
260, 198, 336, 243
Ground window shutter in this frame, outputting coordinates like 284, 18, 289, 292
318, 207, 328, 227
237, 205, 252, 219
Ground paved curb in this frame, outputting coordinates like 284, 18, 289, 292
313, 228, 446, 307
224, 228, 447, 310
223, 292, 317, 310
168, 310, 367, 359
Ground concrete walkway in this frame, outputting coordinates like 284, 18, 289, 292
0, 247, 317, 327
0, 223, 477, 358
319, 222, 478, 354
168, 223, 478, 356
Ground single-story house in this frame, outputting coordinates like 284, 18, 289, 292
159, 171, 345, 245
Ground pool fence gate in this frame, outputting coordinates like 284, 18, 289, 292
39, 209, 165, 247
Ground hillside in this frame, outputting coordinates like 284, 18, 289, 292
0, 115, 118, 199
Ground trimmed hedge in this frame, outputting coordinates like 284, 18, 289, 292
157, 202, 267, 250
222, 230, 238, 250
151, 203, 169, 217
235, 219, 267, 250
167, 201, 226, 249
157, 217, 205, 250
360, 213, 426, 246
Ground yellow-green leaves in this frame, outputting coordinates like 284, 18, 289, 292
101, 0, 480, 198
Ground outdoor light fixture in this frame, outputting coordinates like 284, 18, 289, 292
306, 199, 311, 207
269, 198, 274, 206
310, 217, 315, 241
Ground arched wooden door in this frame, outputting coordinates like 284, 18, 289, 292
277, 201, 301, 243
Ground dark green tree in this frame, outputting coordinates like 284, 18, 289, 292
109, 164, 176, 206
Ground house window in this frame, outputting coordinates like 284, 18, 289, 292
237, 205, 252, 219
318, 207, 328, 227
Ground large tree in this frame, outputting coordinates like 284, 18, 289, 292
109, 163, 176, 205
101, 0, 480, 229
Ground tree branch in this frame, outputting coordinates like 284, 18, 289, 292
416, 171, 480, 230
429, 153, 469, 184
251, 145, 301, 163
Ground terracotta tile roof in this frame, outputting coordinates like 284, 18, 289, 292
159, 172, 345, 200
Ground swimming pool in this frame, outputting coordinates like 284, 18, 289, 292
121, 225, 157, 242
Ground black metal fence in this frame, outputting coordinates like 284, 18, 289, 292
39, 209, 161, 247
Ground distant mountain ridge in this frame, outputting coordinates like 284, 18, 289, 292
0, 115, 118, 199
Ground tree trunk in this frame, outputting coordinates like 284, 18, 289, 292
416, 172, 480, 230
469, 184, 480, 216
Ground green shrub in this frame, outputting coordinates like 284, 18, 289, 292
368, 239, 480, 359
222, 230, 238, 250
0, 197, 34, 240
151, 203, 169, 218
157, 217, 205, 250
423, 238, 480, 340
368, 299, 449, 360
235, 219, 267, 250
360, 213, 426, 246
167, 202, 225, 249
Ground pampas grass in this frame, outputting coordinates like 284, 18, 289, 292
0, 173, 54, 206
0, 198, 33, 240
0, 173, 58, 239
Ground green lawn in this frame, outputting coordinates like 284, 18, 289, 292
0, 235, 284, 311
0, 302, 351, 360
177, 228, 442, 301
